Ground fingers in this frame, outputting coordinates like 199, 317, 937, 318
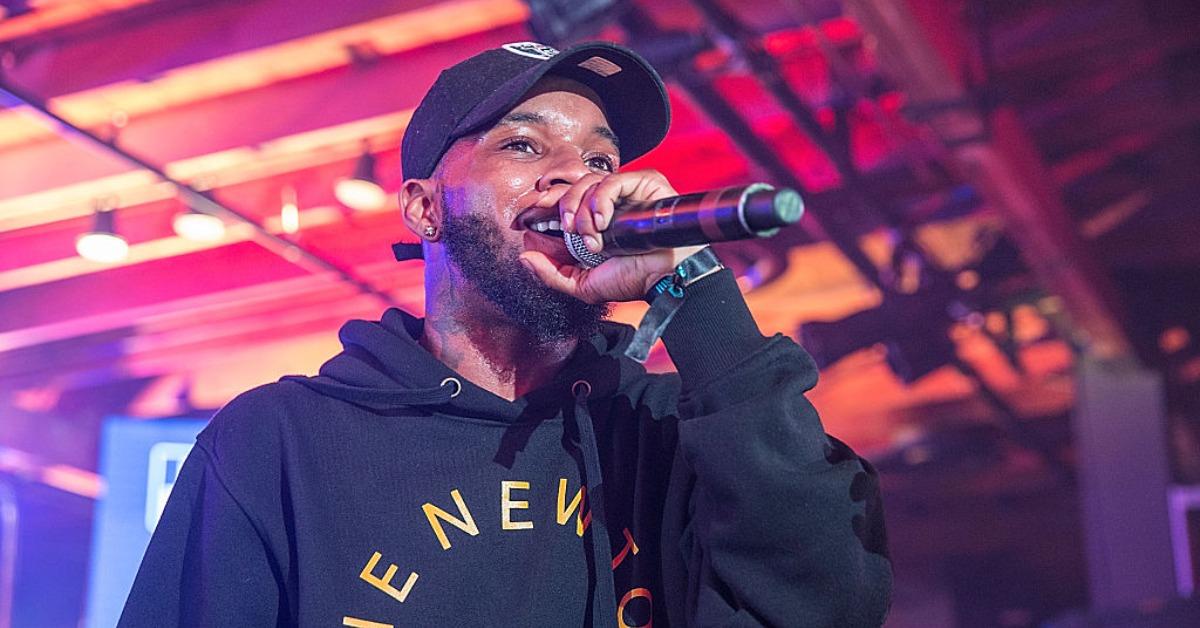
557, 173, 604, 236
559, 170, 678, 254
573, 183, 610, 253
519, 251, 586, 300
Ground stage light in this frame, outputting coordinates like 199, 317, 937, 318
76, 205, 129, 263
172, 209, 226, 242
1160, 326, 1190, 355
280, 186, 300, 234
956, 269, 980, 291
335, 148, 387, 211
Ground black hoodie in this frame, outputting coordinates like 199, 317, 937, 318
119, 270, 892, 627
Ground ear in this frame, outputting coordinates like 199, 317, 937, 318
400, 178, 440, 241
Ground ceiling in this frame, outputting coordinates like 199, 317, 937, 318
0, 0, 1198, 621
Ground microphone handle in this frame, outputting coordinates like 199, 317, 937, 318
564, 184, 804, 268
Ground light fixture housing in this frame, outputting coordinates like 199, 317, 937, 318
76, 209, 129, 263
335, 150, 387, 211
173, 209, 226, 242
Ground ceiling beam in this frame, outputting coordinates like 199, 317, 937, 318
845, 0, 1135, 360
0, 109, 412, 233
0, 0, 528, 149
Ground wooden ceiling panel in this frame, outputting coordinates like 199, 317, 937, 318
0, 241, 308, 334
0, 0, 528, 157
1, 0, 526, 118
0, 25, 524, 195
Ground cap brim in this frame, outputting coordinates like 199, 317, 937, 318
454, 42, 670, 165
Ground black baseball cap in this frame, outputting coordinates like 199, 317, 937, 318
400, 41, 671, 181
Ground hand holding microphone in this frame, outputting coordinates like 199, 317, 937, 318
562, 183, 804, 268
518, 170, 804, 304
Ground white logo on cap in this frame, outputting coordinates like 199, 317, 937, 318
502, 42, 560, 60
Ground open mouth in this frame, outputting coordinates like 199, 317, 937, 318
521, 215, 578, 266
525, 218, 565, 239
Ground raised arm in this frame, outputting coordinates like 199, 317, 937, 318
659, 268, 892, 627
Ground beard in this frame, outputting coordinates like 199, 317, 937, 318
440, 209, 609, 344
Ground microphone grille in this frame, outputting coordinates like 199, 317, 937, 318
563, 232, 608, 268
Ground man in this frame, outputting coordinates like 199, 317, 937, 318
119, 41, 891, 627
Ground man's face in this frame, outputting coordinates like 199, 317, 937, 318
434, 76, 619, 342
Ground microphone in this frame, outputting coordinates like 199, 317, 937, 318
563, 183, 804, 268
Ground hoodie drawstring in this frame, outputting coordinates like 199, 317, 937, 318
572, 380, 618, 627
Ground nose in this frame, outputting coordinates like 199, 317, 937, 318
535, 146, 592, 192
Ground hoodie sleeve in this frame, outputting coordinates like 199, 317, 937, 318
118, 390, 288, 627
658, 269, 892, 627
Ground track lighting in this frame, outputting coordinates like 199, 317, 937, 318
172, 208, 226, 242
335, 147, 387, 211
75, 203, 129, 263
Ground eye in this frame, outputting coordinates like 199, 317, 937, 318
500, 138, 538, 154
586, 154, 616, 172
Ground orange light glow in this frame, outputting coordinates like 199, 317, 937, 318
1159, 326, 1190, 355
0, 0, 158, 43
41, 464, 106, 499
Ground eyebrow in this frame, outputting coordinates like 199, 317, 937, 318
499, 112, 545, 126
497, 112, 620, 151
593, 125, 620, 151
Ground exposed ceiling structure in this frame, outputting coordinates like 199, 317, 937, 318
0, 0, 1197, 623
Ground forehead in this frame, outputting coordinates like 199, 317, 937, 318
434, 77, 615, 176
480, 76, 614, 145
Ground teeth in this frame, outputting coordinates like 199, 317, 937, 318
529, 219, 562, 232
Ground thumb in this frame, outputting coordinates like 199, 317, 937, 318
519, 251, 579, 296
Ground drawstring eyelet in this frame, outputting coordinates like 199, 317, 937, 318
440, 377, 462, 398
571, 379, 592, 398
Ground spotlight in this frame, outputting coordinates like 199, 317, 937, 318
335, 148, 387, 212
172, 209, 226, 242
280, 186, 300, 234
1160, 326, 1191, 355
76, 204, 129, 263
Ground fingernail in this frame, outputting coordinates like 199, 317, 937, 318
584, 235, 600, 252
595, 213, 607, 230
562, 212, 574, 231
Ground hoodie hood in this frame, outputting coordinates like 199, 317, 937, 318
283, 308, 647, 423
